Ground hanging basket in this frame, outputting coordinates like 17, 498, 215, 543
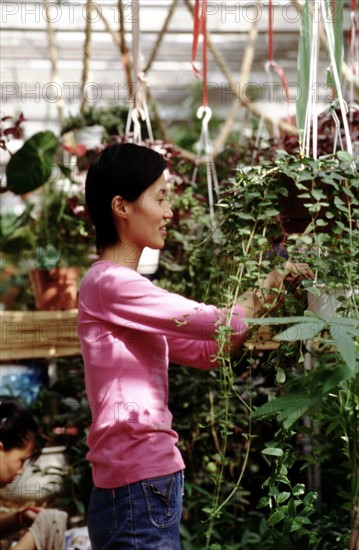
30, 268, 80, 311
73, 125, 104, 149
137, 247, 160, 276
307, 285, 349, 317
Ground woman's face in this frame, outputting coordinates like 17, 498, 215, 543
125, 173, 173, 251
0, 437, 35, 487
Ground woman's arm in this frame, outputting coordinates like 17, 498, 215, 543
8, 530, 36, 550
0, 510, 21, 538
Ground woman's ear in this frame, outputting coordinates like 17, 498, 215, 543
111, 195, 128, 219
0, 442, 4, 452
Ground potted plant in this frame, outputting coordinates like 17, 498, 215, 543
3, 129, 94, 310
198, 145, 358, 547
60, 105, 127, 149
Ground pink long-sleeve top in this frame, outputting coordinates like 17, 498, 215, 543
77, 261, 247, 488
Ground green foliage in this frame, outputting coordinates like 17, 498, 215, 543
163, 148, 358, 547
11, 143, 357, 547
6, 131, 59, 194
61, 105, 127, 142
206, 150, 358, 548
29, 357, 93, 518
0, 204, 35, 258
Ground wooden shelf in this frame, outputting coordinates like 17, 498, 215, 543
0, 310, 279, 361
0, 310, 80, 361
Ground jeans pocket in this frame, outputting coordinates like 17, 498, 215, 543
141, 473, 180, 528
87, 486, 117, 549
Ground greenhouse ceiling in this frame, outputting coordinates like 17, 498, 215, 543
0, 0, 356, 139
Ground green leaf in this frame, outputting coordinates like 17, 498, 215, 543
257, 496, 271, 509
329, 324, 358, 373
253, 394, 311, 427
276, 492, 291, 504
315, 219, 328, 226
268, 510, 285, 526
334, 195, 349, 212
261, 447, 284, 457
6, 131, 58, 194
273, 320, 325, 341
322, 363, 354, 393
311, 189, 327, 201
275, 367, 286, 384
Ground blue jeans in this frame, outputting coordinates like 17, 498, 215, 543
87, 471, 184, 549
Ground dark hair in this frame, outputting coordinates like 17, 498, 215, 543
85, 143, 167, 252
0, 401, 42, 460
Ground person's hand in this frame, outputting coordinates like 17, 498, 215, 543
18, 507, 42, 528
263, 262, 315, 295
236, 262, 314, 320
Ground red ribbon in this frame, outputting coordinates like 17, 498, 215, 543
192, 0, 208, 106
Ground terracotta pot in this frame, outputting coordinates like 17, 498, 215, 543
30, 268, 80, 310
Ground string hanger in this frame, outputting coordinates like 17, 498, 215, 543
266, 0, 291, 126
301, 0, 353, 159
346, 0, 358, 123
125, 0, 154, 144
191, 0, 219, 229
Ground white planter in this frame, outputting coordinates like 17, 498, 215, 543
137, 247, 160, 275
0, 446, 66, 504
307, 286, 348, 317
73, 125, 104, 148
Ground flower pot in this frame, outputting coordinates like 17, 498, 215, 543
137, 247, 160, 275
30, 268, 80, 311
307, 286, 347, 317
0, 446, 66, 504
73, 125, 104, 149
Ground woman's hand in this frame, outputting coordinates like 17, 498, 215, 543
18, 507, 42, 528
263, 262, 315, 296
237, 262, 314, 319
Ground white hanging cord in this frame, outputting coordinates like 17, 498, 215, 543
320, 0, 354, 155
302, 0, 320, 159
193, 106, 219, 229
253, 116, 266, 159
265, 62, 280, 142
330, 101, 349, 153
138, 75, 154, 142
125, 107, 146, 144
125, 0, 154, 144
348, 10, 359, 121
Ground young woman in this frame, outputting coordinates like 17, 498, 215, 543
78, 142, 313, 549
0, 401, 42, 550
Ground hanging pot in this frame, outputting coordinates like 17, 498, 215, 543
307, 285, 348, 317
30, 268, 80, 311
137, 247, 160, 276
73, 125, 104, 149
